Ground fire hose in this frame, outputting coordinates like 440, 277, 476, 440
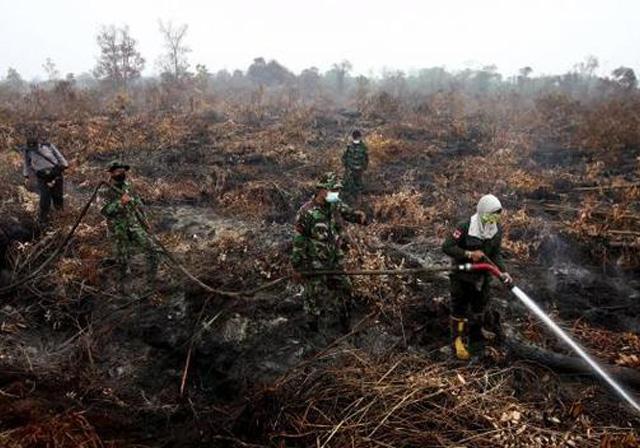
0, 181, 105, 295
1, 185, 639, 412
175, 261, 640, 412
468, 262, 640, 414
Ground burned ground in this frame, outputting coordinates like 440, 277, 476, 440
1, 93, 640, 447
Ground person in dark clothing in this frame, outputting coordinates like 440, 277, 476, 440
341, 130, 369, 201
442, 194, 513, 360
22, 136, 69, 223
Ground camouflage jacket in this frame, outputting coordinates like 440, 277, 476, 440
100, 181, 146, 229
342, 141, 369, 172
292, 199, 361, 271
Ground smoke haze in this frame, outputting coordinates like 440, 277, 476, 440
1, 0, 639, 79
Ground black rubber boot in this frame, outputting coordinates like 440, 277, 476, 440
469, 312, 485, 355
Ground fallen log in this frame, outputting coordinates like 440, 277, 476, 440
574, 182, 640, 192
609, 241, 640, 248
505, 329, 640, 389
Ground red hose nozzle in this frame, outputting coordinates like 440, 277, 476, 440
457, 263, 503, 278
470, 263, 503, 278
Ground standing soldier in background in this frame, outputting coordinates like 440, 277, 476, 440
101, 161, 158, 293
22, 134, 69, 224
442, 194, 513, 360
342, 130, 369, 201
291, 172, 367, 333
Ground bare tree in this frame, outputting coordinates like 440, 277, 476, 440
158, 20, 191, 83
94, 25, 145, 90
94, 25, 120, 85
119, 27, 145, 88
43, 58, 60, 81
574, 55, 599, 78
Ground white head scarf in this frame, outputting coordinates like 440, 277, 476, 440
468, 194, 502, 240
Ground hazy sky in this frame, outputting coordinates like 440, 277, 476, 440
1, 0, 638, 80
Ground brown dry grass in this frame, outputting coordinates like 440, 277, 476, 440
2, 86, 640, 446
258, 349, 638, 448
0, 411, 107, 448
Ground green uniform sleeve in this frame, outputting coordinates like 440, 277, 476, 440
131, 192, 146, 219
291, 210, 311, 271
100, 182, 144, 221
337, 200, 361, 224
100, 186, 124, 218
442, 222, 469, 263
361, 143, 369, 170
101, 200, 123, 218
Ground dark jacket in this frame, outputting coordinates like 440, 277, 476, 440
442, 219, 505, 285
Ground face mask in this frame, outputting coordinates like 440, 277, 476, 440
112, 173, 126, 183
481, 212, 501, 225
353, 140, 361, 144
325, 191, 340, 203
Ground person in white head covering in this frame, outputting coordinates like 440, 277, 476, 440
442, 194, 513, 361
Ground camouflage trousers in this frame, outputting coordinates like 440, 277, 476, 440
110, 222, 159, 286
302, 274, 353, 325
343, 169, 365, 200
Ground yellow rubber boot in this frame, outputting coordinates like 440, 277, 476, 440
451, 317, 471, 361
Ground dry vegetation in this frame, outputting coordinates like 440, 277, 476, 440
1, 59, 640, 447
252, 350, 639, 448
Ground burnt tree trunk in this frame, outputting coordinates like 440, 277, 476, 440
505, 329, 640, 388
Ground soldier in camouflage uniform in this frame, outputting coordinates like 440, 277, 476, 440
100, 161, 158, 291
342, 130, 369, 201
291, 172, 367, 332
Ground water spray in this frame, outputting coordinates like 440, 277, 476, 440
466, 263, 640, 413
153, 252, 640, 412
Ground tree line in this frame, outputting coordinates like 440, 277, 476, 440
0, 22, 638, 114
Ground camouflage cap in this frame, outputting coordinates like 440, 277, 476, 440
316, 172, 343, 190
107, 160, 130, 172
